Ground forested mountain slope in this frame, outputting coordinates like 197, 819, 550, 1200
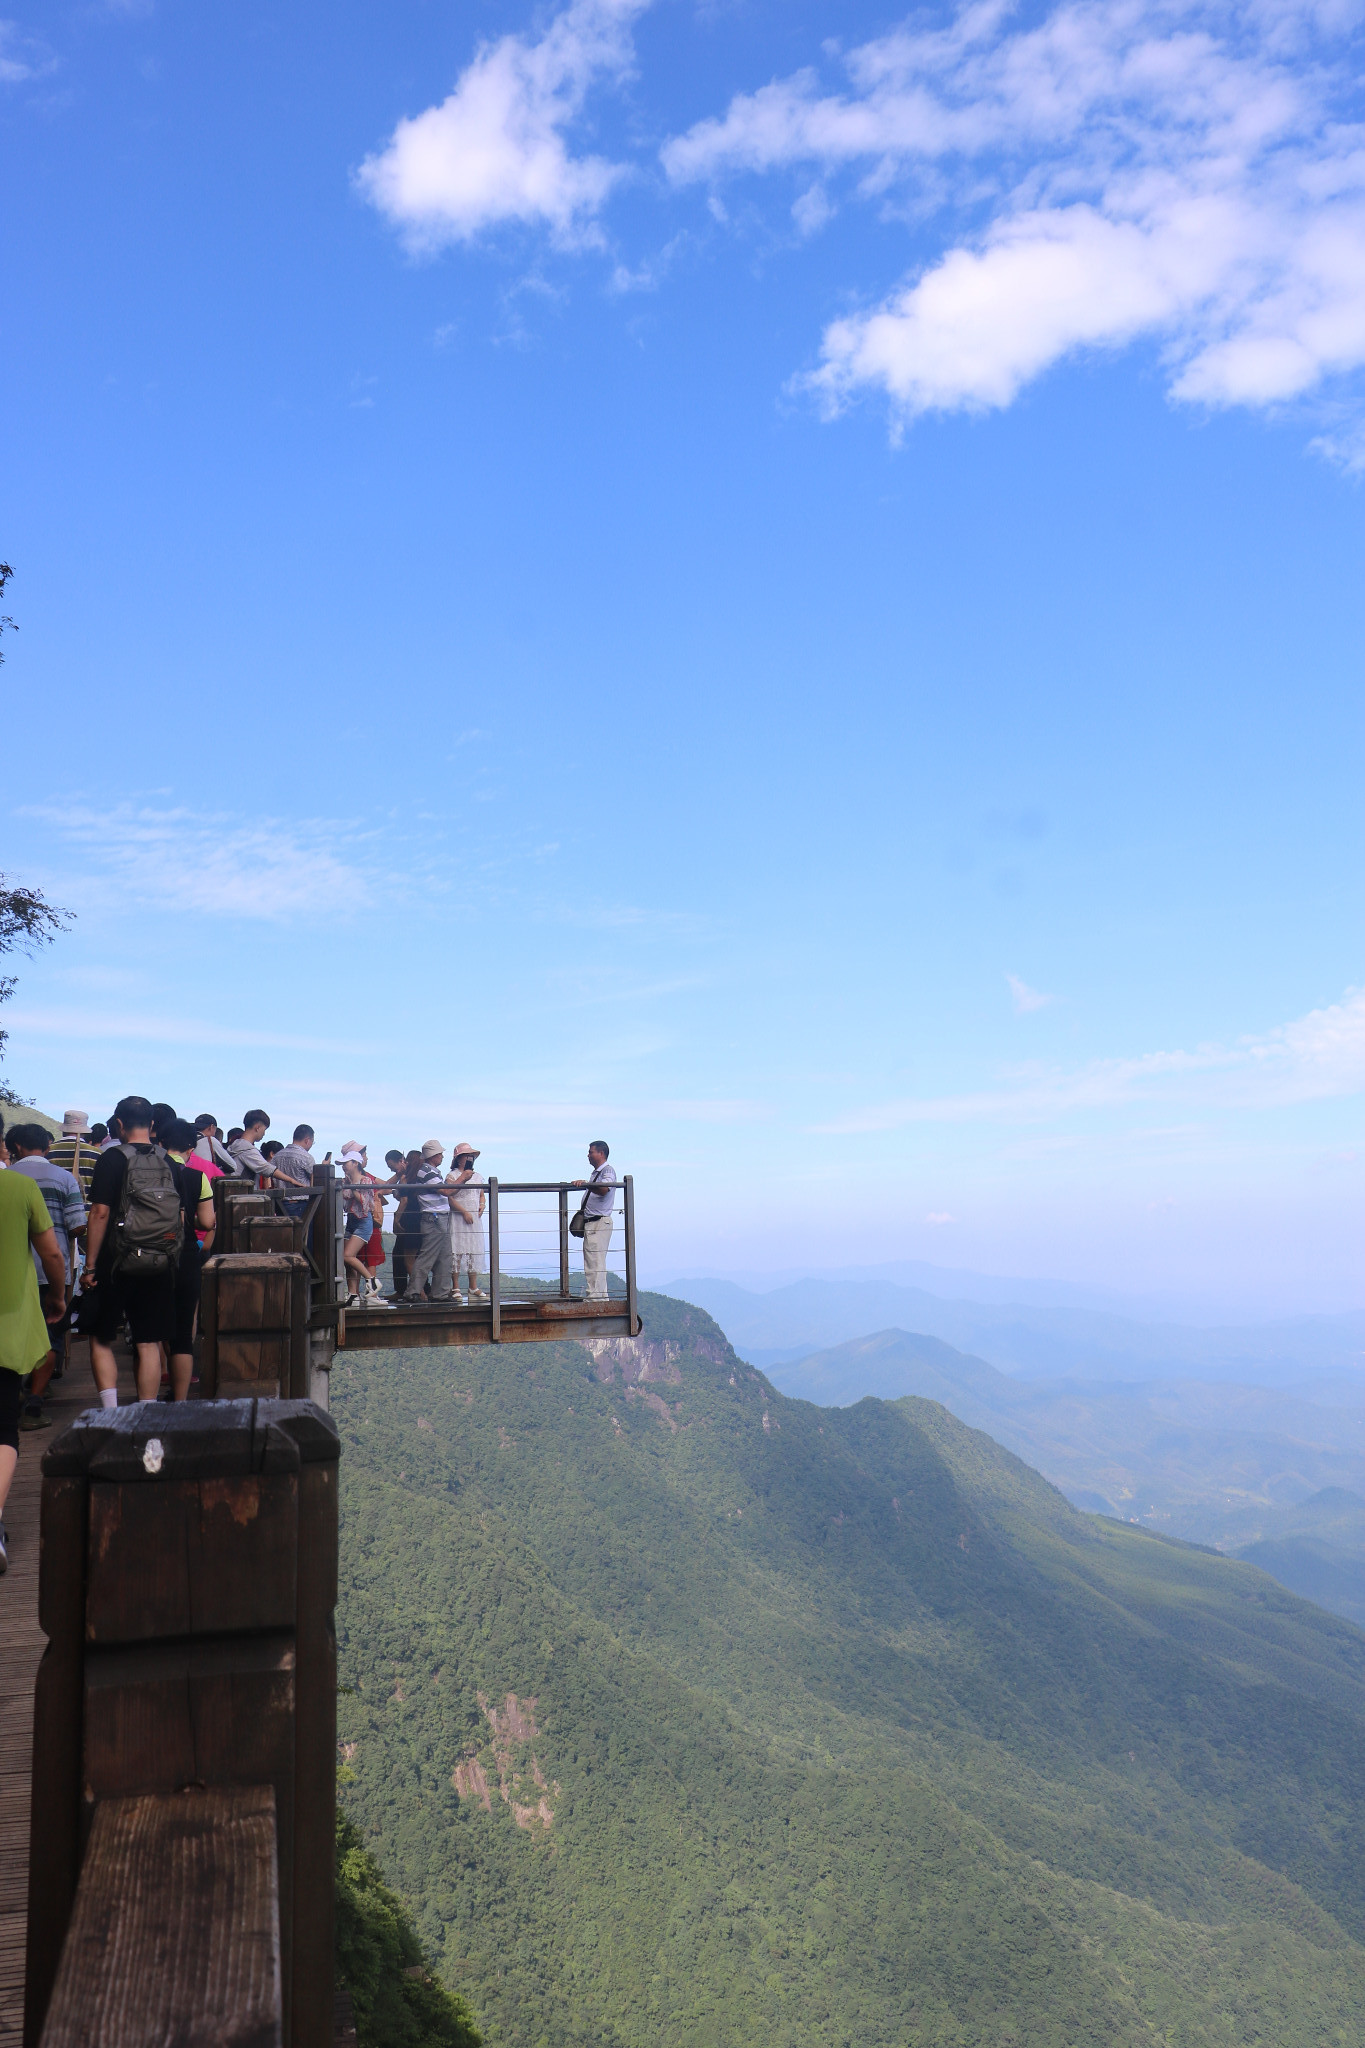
779, 1327, 1365, 1527
333, 1293, 1365, 2046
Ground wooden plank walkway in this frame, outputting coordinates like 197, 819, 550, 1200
0, 1339, 135, 2048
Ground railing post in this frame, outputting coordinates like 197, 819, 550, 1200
308, 1163, 341, 1407
624, 1174, 638, 1335
558, 1186, 570, 1299
488, 1177, 500, 1342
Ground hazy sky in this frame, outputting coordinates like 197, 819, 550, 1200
2, 0, 1362, 1313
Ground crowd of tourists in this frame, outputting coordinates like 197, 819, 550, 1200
0, 1097, 618, 1569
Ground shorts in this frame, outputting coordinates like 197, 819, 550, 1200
0, 1366, 22, 1451
173, 1255, 202, 1356
38, 1287, 68, 1372
344, 1212, 374, 1246
88, 1272, 177, 1348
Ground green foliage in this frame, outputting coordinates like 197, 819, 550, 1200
333, 1291, 1365, 2045
336, 1808, 482, 2048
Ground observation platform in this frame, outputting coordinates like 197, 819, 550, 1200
211, 1170, 643, 1355
338, 1294, 641, 1350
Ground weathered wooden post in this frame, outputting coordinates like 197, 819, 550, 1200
24, 1398, 339, 2048
200, 1254, 311, 1401
243, 1214, 307, 1256
214, 1184, 271, 1256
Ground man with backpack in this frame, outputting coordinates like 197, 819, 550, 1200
82, 1094, 209, 1406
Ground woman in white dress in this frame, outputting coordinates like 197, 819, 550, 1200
447, 1142, 487, 1304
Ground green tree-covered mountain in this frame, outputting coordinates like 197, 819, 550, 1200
333, 1292, 1365, 2045
777, 1326, 1365, 1619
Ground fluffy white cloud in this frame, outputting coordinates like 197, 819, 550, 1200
665, 0, 1365, 429
357, 0, 647, 249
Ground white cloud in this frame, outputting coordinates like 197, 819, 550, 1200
925, 1210, 956, 1223
4, 1006, 351, 1053
665, 0, 1365, 435
357, 0, 647, 250
817, 985, 1365, 1132
25, 804, 376, 923
1007, 972, 1054, 1013
0, 19, 56, 82
792, 184, 835, 236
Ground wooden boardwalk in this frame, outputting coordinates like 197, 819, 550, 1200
0, 1339, 135, 2048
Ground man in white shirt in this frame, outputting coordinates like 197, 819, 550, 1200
572, 1141, 617, 1301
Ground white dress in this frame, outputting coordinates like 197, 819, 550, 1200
447, 1173, 487, 1269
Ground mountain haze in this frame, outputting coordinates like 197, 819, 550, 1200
670, 1274, 1365, 1385
333, 1292, 1365, 2046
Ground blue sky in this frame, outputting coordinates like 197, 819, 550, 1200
2, 0, 1362, 1314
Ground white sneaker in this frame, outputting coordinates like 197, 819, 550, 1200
346, 1291, 360, 1309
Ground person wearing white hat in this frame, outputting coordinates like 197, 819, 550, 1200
447, 1143, 487, 1305
49, 1112, 99, 1199
338, 1145, 391, 1309
404, 1141, 455, 1303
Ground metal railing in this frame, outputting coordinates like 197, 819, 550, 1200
212, 1166, 638, 1346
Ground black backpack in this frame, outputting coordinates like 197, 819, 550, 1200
110, 1143, 183, 1279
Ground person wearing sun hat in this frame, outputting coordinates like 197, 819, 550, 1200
339, 1143, 391, 1309
447, 1142, 487, 1304
404, 1140, 455, 1303
49, 1112, 99, 1199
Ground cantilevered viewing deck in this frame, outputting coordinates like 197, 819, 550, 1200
206, 1168, 641, 1376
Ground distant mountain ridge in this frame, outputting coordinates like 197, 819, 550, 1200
1232, 1490, 1365, 1628
653, 1257, 1224, 1317
668, 1272, 1365, 1385
770, 1325, 1365, 1622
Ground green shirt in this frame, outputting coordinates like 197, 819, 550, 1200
0, 1170, 54, 1378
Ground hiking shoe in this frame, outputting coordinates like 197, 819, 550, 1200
20, 1403, 52, 1431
